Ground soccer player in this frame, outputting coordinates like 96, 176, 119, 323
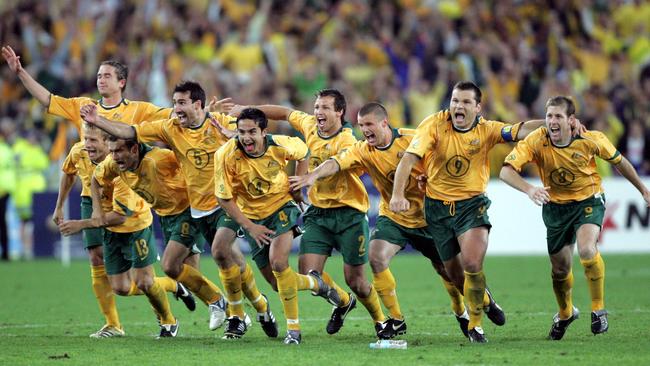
80, 81, 276, 337
230, 90, 387, 337
84, 125, 230, 331
499, 96, 650, 340
1, 46, 172, 136
3, 46, 176, 332
289, 102, 469, 339
214, 107, 311, 344
390, 81, 550, 343
58, 125, 184, 338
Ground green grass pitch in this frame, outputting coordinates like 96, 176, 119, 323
1, 253, 649, 365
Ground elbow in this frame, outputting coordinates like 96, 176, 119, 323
499, 165, 513, 182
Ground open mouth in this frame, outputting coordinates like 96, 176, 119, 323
177, 112, 188, 124
454, 112, 466, 123
364, 132, 376, 144
316, 117, 326, 128
242, 141, 255, 153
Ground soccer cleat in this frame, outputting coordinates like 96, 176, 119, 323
468, 326, 487, 343
455, 310, 470, 338
283, 330, 302, 345
548, 306, 580, 341
377, 318, 407, 339
256, 294, 279, 337
89, 325, 125, 338
222, 316, 247, 339
308, 270, 341, 306
157, 319, 179, 338
175, 282, 196, 312
374, 322, 385, 338
208, 297, 227, 330
326, 293, 357, 334
591, 309, 609, 335
483, 287, 506, 326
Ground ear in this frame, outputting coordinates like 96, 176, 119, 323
118, 79, 126, 90
476, 102, 482, 114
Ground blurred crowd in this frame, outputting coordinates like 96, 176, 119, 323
1, 0, 649, 185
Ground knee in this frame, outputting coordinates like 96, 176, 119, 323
112, 283, 131, 296
577, 245, 597, 260
551, 266, 571, 278
270, 260, 288, 273
162, 260, 181, 279
463, 259, 483, 273
369, 253, 388, 273
136, 277, 154, 293
345, 273, 368, 295
88, 248, 104, 266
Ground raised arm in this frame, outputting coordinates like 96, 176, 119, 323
218, 197, 275, 247
499, 165, 550, 206
289, 159, 339, 191
613, 157, 650, 207
80, 104, 136, 139
390, 152, 420, 212
52, 173, 76, 225
2, 46, 51, 106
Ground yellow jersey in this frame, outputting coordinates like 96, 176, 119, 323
134, 112, 236, 211
407, 110, 522, 201
333, 128, 427, 228
48, 96, 172, 136
287, 110, 369, 212
61, 142, 95, 197
215, 134, 308, 220
95, 145, 189, 216
94, 164, 153, 233
505, 129, 622, 203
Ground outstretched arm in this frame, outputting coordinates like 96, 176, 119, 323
499, 165, 550, 206
2, 45, 51, 106
390, 152, 420, 212
289, 159, 339, 191
614, 157, 650, 207
80, 104, 136, 139
230, 104, 294, 121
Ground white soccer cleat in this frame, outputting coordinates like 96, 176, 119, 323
89, 325, 125, 338
209, 297, 227, 330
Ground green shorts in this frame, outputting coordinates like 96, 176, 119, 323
424, 195, 492, 261
81, 196, 104, 250
245, 202, 301, 269
103, 225, 158, 275
160, 208, 201, 254
193, 208, 240, 249
542, 195, 606, 255
371, 216, 442, 264
300, 205, 369, 266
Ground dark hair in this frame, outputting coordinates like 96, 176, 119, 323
107, 135, 138, 149
99, 60, 129, 92
358, 102, 388, 119
545, 96, 576, 116
173, 81, 206, 108
237, 108, 268, 130
316, 88, 346, 122
452, 81, 482, 104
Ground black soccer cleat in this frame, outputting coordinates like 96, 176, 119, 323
548, 306, 579, 341
468, 327, 488, 343
484, 287, 506, 326
377, 318, 407, 339
157, 319, 179, 338
256, 294, 279, 338
591, 309, 609, 335
175, 282, 196, 312
326, 294, 357, 334
455, 310, 470, 338
222, 316, 247, 339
